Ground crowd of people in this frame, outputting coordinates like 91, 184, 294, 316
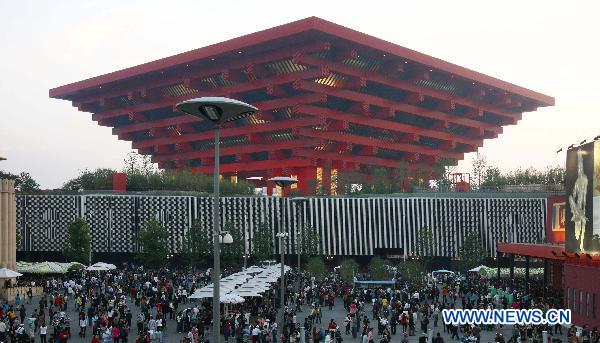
0, 262, 596, 343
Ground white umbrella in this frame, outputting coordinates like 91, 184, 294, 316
189, 287, 232, 299
92, 262, 117, 270
0, 268, 22, 278
86, 265, 109, 271
235, 289, 262, 298
220, 293, 245, 304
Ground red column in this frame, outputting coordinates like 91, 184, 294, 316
296, 167, 317, 196
113, 173, 127, 192
321, 166, 331, 195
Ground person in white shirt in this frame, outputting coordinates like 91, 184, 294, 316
0, 320, 7, 342
39, 323, 48, 343
79, 315, 87, 338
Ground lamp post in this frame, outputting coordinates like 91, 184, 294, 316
290, 197, 308, 274
276, 231, 288, 335
177, 97, 257, 343
267, 177, 298, 335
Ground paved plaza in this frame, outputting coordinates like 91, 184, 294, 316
16, 292, 568, 343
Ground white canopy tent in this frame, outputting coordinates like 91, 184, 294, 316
0, 268, 22, 279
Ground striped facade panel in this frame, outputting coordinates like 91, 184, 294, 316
16, 194, 548, 257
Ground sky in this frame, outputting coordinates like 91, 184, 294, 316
1, 0, 599, 189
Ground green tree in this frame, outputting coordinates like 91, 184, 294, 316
396, 260, 426, 284
252, 222, 273, 262
471, 153, 488, 190
63, 218, 91, 264
338, 258, 359, 283
137, 219, 169, 269
368, 256, 390, 280
305, 257, 326, 277
221, 222, 245, 268
459, 230, 485, 271
300, 224, 321, 258
0, 171, 41, 193
181, 220, 211, 269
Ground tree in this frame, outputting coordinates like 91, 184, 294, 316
63, 218, 91, 264
415, 227, 435, 260
181, 220, 211, 269
305, 257, 326, 277
433, 158, 456, 191
299, 224, 321, 258
458, 230, 485, 271
252, 222, 273, 262
471, 153, 488, 190
0, 171, 41, 193
221, 222, 245, 268
396, 260, 426, 284
137, 219, 169, 269
63, 168, 115, 191
338, 258, 359, 283
368, 257, 390, 280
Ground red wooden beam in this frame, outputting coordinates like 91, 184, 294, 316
295, 80, 502, 133
94, 66, 328, 121
295, 128, 462, 159
68, 41, 332, 104
293, 54, 522, 121
133, 116, 324, 149
296, 105, 482, 146
112, 92, 326, 135
152, 139, 317, 163
191, 157, 315, 174
293, 149, 436, 171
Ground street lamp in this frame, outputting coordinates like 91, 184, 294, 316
176, 97, 257, 343
290, 197, 308, 273
276, 231, 289, 335
267, 177, 298, 334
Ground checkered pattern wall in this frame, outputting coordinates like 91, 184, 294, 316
16, 194, 547, 257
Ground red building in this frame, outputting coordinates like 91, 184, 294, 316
49, 17, 553, 195
498, 194, 600, 328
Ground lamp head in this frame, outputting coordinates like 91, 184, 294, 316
176, 97, 257, 126
268, 176, 298, 188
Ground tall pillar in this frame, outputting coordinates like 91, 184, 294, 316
496, 251, 501, 279
0, 180, 10, 268
525, 256, 530, 295
8, 181, 15, 270
296, 167, 316, 196
543, 259, 548, 299
509, 254, 515, 290
321, 166, 331, 195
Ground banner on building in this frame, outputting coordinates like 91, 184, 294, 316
565, 141, 600, 253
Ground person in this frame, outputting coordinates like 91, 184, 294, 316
0, 319, 6, 342
434, 332, 445, 343
79, 314, 87, 338
344, 315, 351, 335
421, 314, 429, 333
400, 332, 409, 343
39, 322, 48, 343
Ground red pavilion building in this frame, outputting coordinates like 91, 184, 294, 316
50, 17, 554, 195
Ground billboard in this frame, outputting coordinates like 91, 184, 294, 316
565, 141, 600, 253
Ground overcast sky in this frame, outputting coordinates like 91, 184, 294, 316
1, 0, 599, 189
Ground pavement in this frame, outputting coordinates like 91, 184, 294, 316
16, 293, 568, 342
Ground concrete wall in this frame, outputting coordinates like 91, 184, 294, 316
0, 179, 16, 270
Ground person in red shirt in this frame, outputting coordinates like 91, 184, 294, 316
328, 319, 337, 332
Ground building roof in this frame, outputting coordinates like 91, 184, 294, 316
48, 17, 554, 188
50, 16, 553, 105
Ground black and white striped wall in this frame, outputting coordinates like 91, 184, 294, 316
16, 194, 548, 258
